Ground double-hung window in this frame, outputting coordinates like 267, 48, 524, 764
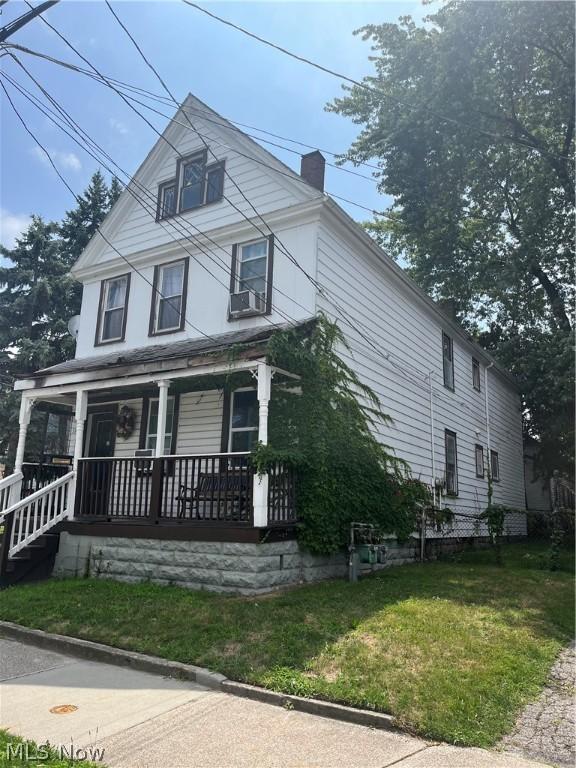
472, 357, 481, 391
444, 429, 458, 495
475, 444, 484, 478
229, 390, 259, 452
229, 237, 273, 316
96, 274, 130, 344
150, 259, 188, 335
490, 449, 500, 481
145, 396, 176, 454
442, 332, 454, 390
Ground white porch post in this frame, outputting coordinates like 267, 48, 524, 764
14, 394, 34, 474
72, 390, 88, 471
252, 362, 272, 527
68, 390, 88, 519
155, 380, 171, 457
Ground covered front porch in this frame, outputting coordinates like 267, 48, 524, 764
2, 327, 304, 572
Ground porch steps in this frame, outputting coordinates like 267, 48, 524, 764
0, 531, 61, 588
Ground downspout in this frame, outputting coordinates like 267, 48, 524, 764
484, 362, 494, 458
428, 371, 436, 506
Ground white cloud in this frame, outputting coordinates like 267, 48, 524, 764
109, 118, 129, 135
31, 146, 82, 172
0, 209, 32, 249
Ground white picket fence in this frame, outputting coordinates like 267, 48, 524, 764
1, 471, 76, 557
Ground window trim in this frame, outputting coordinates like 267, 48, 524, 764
472, 357, 481, 392
148, 258, 189, 337
156, 153, 225, 222
227, 388, 259, 453
94, 273, 131, 346
228, 235, 274, 320
475, 443, 485, 478
444, 429, 459, 496
178, 150, 207, 213
138, 393, 180, 455
156, 179, 177, 221
490, 449, 500, 482
442, 332, 455, 391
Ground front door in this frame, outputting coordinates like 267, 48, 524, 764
83, 408, 117, 517
88, 413, 116, 457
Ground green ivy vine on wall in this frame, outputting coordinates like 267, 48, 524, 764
251, 315, 446, 554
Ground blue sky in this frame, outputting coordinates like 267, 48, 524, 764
0, 0, 426, 248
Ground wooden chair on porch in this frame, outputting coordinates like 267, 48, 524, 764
175, 471, 250, 522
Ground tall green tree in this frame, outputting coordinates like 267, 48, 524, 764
329, 0, 574, 473
0, 171, 122, 463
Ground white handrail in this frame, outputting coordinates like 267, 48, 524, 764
4, 471, 76, 557
0, 471, 23, 517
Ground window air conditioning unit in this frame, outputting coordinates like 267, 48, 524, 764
230, 290, 265, 315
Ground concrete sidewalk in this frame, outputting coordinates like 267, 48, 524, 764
0, 638, 553, 768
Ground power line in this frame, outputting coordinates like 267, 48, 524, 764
183, 0, 571, 164
0, 68, 447, 398
0, 1, 58, 42
5, 40, 384, 173
0, 76, 220, 345
1, 67, 305, 339
101, 1, 420, 382
6, 12, 443, 388
2, 60, 306, 330
3, 62, 426, 391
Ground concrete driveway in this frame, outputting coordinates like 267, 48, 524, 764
0, 638, 552, 768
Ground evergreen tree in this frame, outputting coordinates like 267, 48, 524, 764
0, 172, 122, 464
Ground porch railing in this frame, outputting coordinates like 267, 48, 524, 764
21, 462, 72, 498
267, 460, 298, 525
4, 472, 75, 556
0, 471, 23, 516
75, 453, 263, 525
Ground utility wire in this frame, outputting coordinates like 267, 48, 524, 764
4, 40, 384, 172
0, 76, 220, 344
3, 62, 426, 390
102, 1, 426, 384
5, 12, 452, 388
183, 0, 571, 164
2, 63, 304, 330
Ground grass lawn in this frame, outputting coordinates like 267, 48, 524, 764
0, 731, 104, 767
0, 541, 572, 748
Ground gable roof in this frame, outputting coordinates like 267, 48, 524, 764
71, 93, 322, 276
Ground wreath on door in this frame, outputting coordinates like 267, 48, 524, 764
116, 405, 135, 439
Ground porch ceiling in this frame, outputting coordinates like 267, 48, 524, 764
15, 319, 313, 394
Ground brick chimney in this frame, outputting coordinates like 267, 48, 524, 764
300, 150, 325, 192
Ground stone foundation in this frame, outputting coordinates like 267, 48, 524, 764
53, 534, 349, 595
52, 532, 491, 595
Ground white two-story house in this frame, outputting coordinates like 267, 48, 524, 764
0, 94, 526, 592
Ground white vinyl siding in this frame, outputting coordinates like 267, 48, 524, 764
315, 222, 525, 533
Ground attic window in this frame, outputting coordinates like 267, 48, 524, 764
158, 181, 176, 220
157, 152, 225, 220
